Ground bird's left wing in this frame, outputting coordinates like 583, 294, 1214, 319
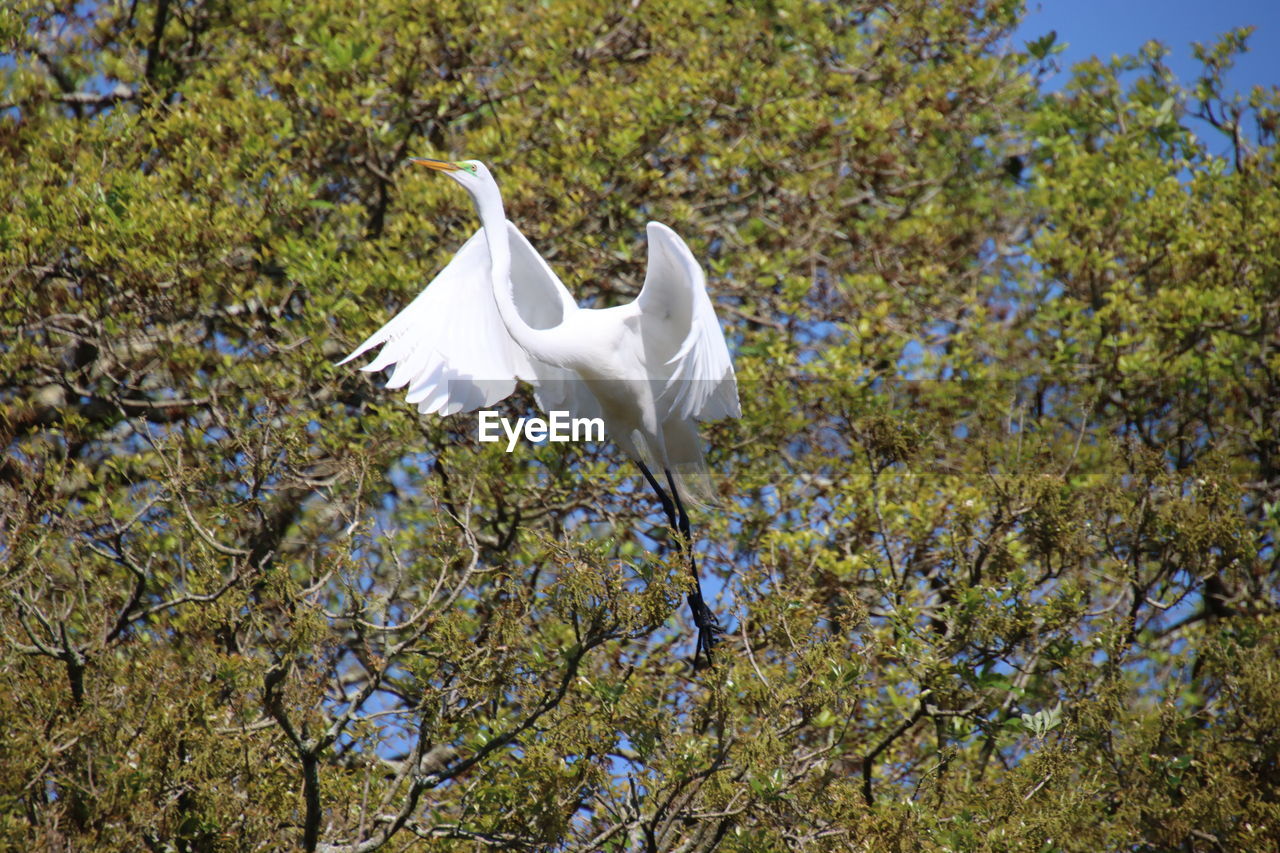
340, 222, 572, 416
636, 222, 741, 422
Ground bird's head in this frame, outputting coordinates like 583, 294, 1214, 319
408, 158, 494, 198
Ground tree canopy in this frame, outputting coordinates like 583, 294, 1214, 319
3, 0, 1278, 850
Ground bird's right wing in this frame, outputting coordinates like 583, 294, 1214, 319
636, 222, 741, 423
340, 221, 573, 415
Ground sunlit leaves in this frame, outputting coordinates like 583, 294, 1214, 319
3, 1, 1278, 851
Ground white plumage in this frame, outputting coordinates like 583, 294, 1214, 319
341, 158, 739, 666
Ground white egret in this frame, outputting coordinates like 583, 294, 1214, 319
341, 158, 740, 667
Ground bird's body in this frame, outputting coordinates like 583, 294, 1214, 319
342, 159, 739, 665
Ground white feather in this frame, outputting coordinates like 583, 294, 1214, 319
341, 158, 741, 666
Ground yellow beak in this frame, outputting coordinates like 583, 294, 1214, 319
408, 158, 459, 172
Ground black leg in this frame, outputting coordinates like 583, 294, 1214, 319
635, 460, 723, 668
636, 460, 679, 532
664, 468, 723, 668
663, 469, 692, 543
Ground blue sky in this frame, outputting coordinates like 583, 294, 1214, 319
1018, 0, 1279, 93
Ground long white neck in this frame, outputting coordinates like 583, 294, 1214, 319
472, 183, 566, 366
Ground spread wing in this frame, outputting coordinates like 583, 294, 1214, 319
340, 221, 576, 415
635, 222, 740, 423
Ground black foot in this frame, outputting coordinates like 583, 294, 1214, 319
689, 594, 724, 670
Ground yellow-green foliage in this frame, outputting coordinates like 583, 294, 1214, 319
3, 1, 1278, 850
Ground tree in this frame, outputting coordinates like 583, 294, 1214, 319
2, 0, 1277, 849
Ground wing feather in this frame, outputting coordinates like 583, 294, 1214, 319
341, 221, 574, 415
636, 222, 740, 423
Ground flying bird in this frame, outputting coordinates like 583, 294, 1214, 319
341, 158, 740, 667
